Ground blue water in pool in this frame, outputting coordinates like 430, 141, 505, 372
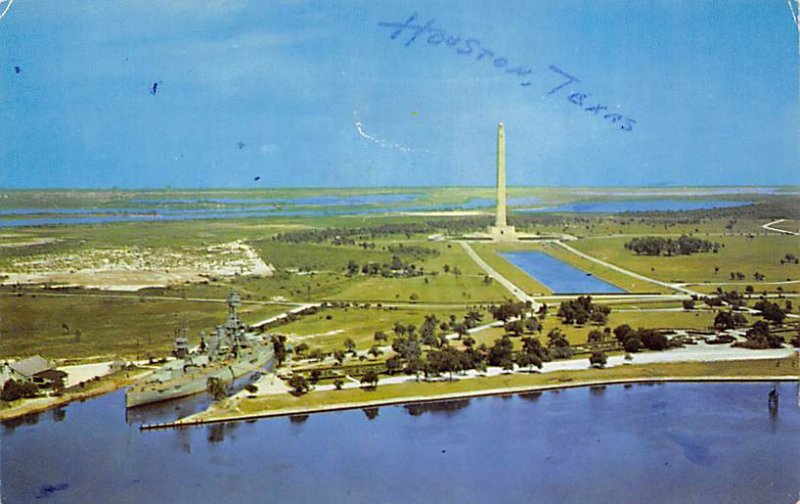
500, 251, 624, 293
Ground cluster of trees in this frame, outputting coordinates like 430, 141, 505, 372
387, 328, 571, 381
387, 244, 440, 259
346, 256, 423, 278
624, 235, 720, 256
780, 253, 799, 265
734, 321, 784, 349
1, 380, 40, 402
612, 325, 671, 352
713, 311, 748, 331
557, 296, 611, 325
753, 300, 787, 325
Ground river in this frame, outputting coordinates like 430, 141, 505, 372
2, 382, 798, 503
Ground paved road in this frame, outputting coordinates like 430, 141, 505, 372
458, 241, 539, 307
762, 219, 799, 236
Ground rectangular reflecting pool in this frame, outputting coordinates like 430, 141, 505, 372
499, 251, 625, 294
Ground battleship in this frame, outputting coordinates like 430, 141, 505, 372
125, 290, 274, 408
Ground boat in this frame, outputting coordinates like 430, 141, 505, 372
126, 290, 273, 408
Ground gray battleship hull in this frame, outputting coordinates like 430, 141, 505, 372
126, 347, 273, 408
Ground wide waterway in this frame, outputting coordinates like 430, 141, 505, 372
3, 382, 799, 503
0, 198, 750, 228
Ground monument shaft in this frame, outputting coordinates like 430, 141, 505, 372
496, 123, 507, 227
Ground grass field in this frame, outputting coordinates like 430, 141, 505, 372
0, 293, 292, 359
571, 235, 800, 286
278, 306, 480, 352
465, 309, 717, 348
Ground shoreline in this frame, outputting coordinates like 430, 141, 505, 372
152, 371, 797, 430
0, 371, 145, 421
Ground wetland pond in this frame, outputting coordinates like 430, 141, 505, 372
0, 198, 750, 228
3, 382, 799, 503
499, 251, 625, 294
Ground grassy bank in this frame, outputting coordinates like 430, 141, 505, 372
192, 357, 795, 423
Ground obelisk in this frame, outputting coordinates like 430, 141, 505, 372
488, 122, 515, 241
496, 122, 507, 227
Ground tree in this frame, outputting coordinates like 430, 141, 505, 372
333, 378, 344, 390
488, 336, 514, 366
368, 345, 383, 358
589, 351, 607, 368
361, 370, 379, 389
524, 316, 540, 334
587, 330, 603, 344
1, 379, 39, 402
343, 338, 356, 355
589, 311, 607, 326
637, 329, 669, 351
504, 319, 524, 337
546, 328, 573, 359
613, 324, 634, 344
385, 355, 403, 374
714, 311, 735, 331
624, 337, 642, 353
464, 310, 483, 328
682, 299, 695, 310
206, 377, 229, 401
374, 331, 388, 342
271, 334, 287, 366
516, 352, 541, 373
333, 349, 346, 364
294, 342, 309, 356
288, 374, 310, 396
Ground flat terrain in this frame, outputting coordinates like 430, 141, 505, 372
1, 187, 798, 363
571, 235, 800, 289
0, 292, 292, 358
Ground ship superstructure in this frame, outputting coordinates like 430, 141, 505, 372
126, 290, 273, 408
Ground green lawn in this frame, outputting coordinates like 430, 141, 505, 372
278, 306, 484, 352
572, 235, 800, 286
0, 293, 292, 359
465, 309, 716, 348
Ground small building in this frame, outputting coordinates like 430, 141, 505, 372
5, 356, 66, 389
9, 355, 51, 381
33, 368, 68, 388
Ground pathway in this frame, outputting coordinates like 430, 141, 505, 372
458, 241, 539, 307
762, 219, 799, 236
553, 241, 702, 297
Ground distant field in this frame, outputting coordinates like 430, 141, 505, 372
0, 293, 292, 359
572, 235, 800, 286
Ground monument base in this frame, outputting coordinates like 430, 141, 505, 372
488, 225, 516, 241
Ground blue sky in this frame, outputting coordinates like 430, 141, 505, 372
0, 0, 797, 188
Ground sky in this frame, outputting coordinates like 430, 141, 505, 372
0, 0, 797, 189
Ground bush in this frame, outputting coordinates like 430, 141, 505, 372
624, 337, 642, 353
1, 380, 39, 402
589, 351, 607, 368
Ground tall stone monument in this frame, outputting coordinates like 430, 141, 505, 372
488, 122, 516, 241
